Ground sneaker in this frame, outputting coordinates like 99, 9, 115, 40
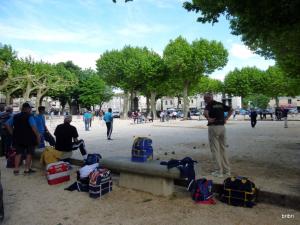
224, 171, 231, 176
211, 171, 223, 178
24, 169, 36, 174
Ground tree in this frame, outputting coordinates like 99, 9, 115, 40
163, 36, 228, 118
183, 0, 300, 77
0, 44, 19, 91
244, 94, 270, 109
78, 73, 113, 109
224, 67, 266, 103
193, 76, 223, 94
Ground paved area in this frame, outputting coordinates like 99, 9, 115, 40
47, 115, 300, 197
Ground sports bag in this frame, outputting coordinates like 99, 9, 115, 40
131, 137, 153, 162
89, 168, 112, 198
85, 153, 102, 165
46, 161, 70, 185
221, 176, 256, 207
188, 178, 215, 204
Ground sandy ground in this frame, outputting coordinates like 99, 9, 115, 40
1, 116, 300, 225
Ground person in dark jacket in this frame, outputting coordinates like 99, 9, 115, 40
249, 109, 258, 128
5, 102, 40, 175
54, 115, 87, 161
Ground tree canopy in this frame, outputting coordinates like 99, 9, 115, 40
164, 36, 228, 118
183, 0, 300, 78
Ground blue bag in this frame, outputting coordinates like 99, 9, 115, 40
189, 178, 214, 202
85, 153, 102, 165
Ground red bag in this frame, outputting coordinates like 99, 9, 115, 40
46, 161, 70, 185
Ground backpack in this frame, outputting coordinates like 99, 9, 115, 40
188, 178, 215, 204
89, 168, 112, 198
85, 153, 102, 165
131, 137, 153, 162
221, 176, 256, 207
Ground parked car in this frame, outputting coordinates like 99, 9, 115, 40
112, 111, 120, 118
288, 108, 298, 114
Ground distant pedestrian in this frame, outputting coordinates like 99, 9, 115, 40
203, 93, 233, 178
282, 107, 289, 128
103, 108, 113, 140
249, 109, 257, 128
83, 111, 92, 131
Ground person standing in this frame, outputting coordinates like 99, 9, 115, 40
34, 106, 55, 148
0, 106, 13, 156
203, 93, 233, 178
5, 102, 40, 175
54, 115, 87, 161
103, 108, 113, 140
83, 111, 92, 131
282, 107, 289, 128
249, 109, 258, 128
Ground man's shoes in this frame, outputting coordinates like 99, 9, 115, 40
224, 171, 231, 176
107, 137, 112, 140
211, 171, 223, 178
13, 170, 19, 175
24, 169, 36, 175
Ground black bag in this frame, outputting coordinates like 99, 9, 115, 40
221, 176, 256, 207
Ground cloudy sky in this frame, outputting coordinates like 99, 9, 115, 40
0, 0, 274, 80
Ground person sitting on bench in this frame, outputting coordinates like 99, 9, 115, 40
54, 115, 87, 162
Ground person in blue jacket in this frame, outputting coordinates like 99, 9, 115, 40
103, 108, 113, 140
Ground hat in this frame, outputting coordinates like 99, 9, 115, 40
22, 102, 33, 109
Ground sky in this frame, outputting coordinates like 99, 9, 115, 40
0, 0, 275, 81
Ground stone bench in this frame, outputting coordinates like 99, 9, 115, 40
99, 157, 181, 196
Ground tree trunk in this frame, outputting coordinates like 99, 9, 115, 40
183, 81, 190, 119
5, 93, 11, 105
146, 95, 150, 114
161, 98, 163, 111
150, 91, 157, 120
23, 83, 32, 102
177, 96, 181, 109
275, 96, 279, 107
122, 92, 129, 119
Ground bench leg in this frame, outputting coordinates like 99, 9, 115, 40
119, 172, 174, 196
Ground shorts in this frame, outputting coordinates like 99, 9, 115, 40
15, 144, 35, 155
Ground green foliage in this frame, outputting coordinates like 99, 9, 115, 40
79, 74, 113, 108
193, 76, 223, 94
224, 67, 266, 98
183, 0, 300, 77
244, 94, 270, 109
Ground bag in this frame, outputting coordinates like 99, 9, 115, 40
89, 168, 112, 198
6, 147, 16, 168
221, 176, 256, 207
189, 178, 215, 204
85, 153, 102, 165
46, 161, 71, 185
6, 147, 26, 168
131, 137, 153, 162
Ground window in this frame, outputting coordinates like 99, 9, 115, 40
178, 100, 181, 104
288, 99, 292, 104
165, 100, 168, 105
191, 100, 194, 104
170, 100, 173, 105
